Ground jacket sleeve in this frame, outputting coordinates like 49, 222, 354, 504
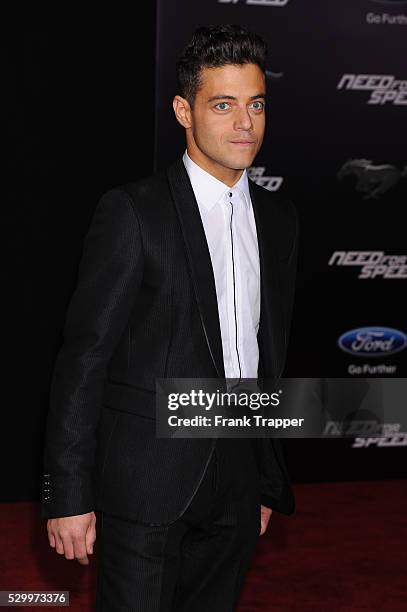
42, 188, 144, 518
258, 438, 295, 514
259, 200, 299, 515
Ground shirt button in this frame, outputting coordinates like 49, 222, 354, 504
229, 192, 232, 198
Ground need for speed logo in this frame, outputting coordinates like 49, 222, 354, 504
338, 327, 407, 357
337, 74, 407, 105
329, 251, 407, 278
248, 167, 283, 191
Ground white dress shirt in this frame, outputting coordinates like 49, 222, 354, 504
182, 149, 261, 380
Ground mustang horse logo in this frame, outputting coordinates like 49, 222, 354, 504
337, 159, 406, 199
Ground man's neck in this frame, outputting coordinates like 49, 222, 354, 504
186, 147, 244, 188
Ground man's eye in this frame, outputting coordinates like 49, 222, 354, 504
215, 102, 230, 111
250, 101, 265, 111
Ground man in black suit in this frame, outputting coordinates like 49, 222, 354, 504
43, 25, 298, 611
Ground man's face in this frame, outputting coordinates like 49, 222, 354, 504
187, 63, 266, 173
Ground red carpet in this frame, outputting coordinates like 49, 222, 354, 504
0, 481, 406, 611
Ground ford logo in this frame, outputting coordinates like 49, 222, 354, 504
338, 327, 407, 357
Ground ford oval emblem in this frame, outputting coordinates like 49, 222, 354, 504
338, 327, 407, 357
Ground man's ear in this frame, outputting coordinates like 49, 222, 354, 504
173, 95, 192, 129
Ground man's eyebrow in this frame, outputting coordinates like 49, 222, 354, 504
207, 93, 266, 102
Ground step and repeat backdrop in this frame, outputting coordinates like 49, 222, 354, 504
154, 0, 407, 481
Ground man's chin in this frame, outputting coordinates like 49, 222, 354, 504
230, 161, 255, 171
224, 155, 256, 171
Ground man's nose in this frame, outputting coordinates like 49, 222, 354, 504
234, 107, 253, 131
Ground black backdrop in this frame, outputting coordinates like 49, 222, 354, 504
5, 1, 405, 502
154, 0, 407, 483
6, 3, 156, 502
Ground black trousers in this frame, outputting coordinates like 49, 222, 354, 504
95, 438, 261, 611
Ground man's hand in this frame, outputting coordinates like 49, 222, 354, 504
47, 512, 96, 565
259, 505, 272, 536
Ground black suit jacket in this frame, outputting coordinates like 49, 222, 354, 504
42, 156, 299, 525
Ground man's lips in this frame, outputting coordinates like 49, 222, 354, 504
229, 140, 256, 146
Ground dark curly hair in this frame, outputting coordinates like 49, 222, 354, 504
176, 25, 267, 108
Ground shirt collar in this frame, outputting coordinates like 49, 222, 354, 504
182, 149, 251, 211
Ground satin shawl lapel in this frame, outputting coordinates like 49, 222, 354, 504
249, 180, 286, 379
166, 158, 225, 379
